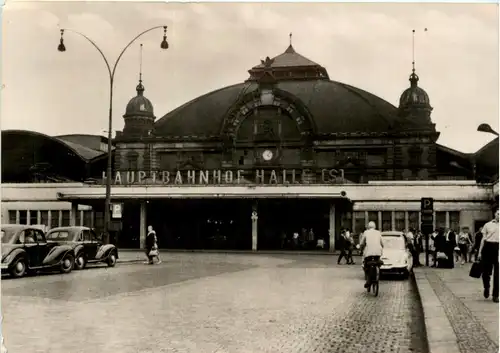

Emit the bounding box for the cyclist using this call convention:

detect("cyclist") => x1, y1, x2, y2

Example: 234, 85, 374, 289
359, 221, 384, 288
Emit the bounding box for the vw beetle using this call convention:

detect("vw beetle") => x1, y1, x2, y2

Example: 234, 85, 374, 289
46, 226, 119, 270
1, 224, 75, 278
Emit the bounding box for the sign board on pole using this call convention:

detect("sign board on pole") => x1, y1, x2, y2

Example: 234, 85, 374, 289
111, 203, 123, 219
420, 197, 434, 267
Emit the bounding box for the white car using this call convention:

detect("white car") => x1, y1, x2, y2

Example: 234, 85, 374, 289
379, 231, 413, 279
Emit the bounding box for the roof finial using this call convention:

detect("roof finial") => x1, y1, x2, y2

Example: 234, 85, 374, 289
136, 43, 145, 95
410, 28, 428, 86
412, 29, 415, 73
289, 32, 292, 46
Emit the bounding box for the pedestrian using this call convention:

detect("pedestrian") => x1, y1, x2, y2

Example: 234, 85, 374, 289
472, 227, 483, 262
345, 229, 355, 264
429, 231, 437, 266
433, 228, 447, 268
337, 229, 348, 264
444, 228, 457, 268
457, 227, 472, 265
477, 209, 499, 303
145, 225, 161, 265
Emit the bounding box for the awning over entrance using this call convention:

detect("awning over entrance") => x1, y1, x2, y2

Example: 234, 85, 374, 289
54, 181, 493, 203
56, 185, 350, 200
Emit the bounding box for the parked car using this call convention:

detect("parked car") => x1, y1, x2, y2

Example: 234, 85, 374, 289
1, 224, 75, 278
379, 231, 414, 279
45, 226, 118, 270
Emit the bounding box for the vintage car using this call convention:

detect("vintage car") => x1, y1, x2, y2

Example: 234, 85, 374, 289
1, 224, 75, 278
379, 231, 414, 279
45, 226, 118, 270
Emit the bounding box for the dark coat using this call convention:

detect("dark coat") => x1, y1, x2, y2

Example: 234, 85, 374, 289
146, 231, 156, 250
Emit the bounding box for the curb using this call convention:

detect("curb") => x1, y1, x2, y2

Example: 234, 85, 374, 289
117, 249, 363, 256
413, 268, 460, 353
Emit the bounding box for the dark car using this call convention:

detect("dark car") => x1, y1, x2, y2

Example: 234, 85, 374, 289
1, 224, 75, 278
46, 226, 119, 270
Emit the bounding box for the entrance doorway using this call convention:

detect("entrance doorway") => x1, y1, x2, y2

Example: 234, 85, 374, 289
257, 199, 330, 250
147, 199, 253, 250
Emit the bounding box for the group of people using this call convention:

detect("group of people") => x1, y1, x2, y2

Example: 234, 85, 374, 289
356, 210, 499, 303
429, 226, 483, 268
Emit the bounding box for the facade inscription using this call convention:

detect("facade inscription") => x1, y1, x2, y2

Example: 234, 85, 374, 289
102, 168, 344, 185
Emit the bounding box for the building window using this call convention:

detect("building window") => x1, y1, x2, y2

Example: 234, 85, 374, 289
436, 212, 446, 230
83, 210, 93, 227
408, 211, 419, 231
367, 211, 378, 225
8, 211, 16, 224
395, 211, 405, 232
382, 212, 392, 231
61, 211, 70, 226
29, 211, 38, 225
449, 211, 460, 232
354, 212, 365, 234
94, 212, 104, 229
50, 211, 59, 228
341, 212, 352, 230
41, 211, 49, 227
19, 211, 27, 225
76, 210, 82, 226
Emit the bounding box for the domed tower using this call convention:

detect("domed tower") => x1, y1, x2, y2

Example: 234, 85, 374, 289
398, 69, 433, 124
122, 78, 156, 138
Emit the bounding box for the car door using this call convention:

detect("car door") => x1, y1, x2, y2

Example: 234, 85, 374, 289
83, 229, 99, 260
34, 229, 51, 265
22, 230, 41, 267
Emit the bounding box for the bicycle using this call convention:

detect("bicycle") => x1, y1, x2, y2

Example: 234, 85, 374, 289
365, 257, 383, 297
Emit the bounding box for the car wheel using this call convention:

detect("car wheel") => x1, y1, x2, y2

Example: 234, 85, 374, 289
74, 254, 86, 270
402, 270, 410, 280
107, 251, 117, 267
10, 258, 27, 278
60, 254, 75, 274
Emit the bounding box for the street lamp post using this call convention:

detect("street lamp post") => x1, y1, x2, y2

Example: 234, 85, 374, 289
58, 26, 169, 244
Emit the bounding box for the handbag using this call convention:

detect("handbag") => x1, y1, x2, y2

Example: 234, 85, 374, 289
436, 252, 448, 260
149, 249, 159, 257
469, 261, 483, 279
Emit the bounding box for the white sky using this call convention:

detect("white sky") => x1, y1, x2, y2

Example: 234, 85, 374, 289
1, 1, 498, 153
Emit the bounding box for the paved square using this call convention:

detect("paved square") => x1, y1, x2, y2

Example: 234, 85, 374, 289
2, 253, 428, 353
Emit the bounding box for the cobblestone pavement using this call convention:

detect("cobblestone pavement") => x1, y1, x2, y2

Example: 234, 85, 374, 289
2, 253, 428, 353
422, 264, 499, 353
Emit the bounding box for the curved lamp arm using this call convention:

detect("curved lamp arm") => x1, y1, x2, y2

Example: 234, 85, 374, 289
60, 25, 167, 82
111, 25, 167, 79
61, 28, 113, 81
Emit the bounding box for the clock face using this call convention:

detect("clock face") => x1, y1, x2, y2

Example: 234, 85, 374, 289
262, 150, 273, 161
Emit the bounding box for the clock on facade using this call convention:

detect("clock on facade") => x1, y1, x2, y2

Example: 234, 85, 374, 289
262, 149, 274, 161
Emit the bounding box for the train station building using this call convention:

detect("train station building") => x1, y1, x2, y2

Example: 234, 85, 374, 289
2, 43, 498, 250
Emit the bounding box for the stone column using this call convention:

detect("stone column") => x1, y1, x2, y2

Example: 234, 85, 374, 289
140, 201, 147, 249
251, 203, 258, 251
70, 203, 78, 226
329, 203, 336, 252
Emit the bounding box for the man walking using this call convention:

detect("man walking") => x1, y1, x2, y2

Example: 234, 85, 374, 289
478, 209, 499, 303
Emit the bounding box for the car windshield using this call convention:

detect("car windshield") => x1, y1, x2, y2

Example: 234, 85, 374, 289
46, 230, 73, 241
382, 236, 405, 250
1, 228, 18, 243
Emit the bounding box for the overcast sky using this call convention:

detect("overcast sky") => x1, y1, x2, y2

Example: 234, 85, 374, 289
1, 1, 498, 153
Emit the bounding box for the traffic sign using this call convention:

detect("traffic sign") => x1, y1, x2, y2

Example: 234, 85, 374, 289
421, 197, 434, 211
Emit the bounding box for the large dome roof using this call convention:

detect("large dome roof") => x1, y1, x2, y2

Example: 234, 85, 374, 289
154, 80, 400, 138
154, 44, 409, 138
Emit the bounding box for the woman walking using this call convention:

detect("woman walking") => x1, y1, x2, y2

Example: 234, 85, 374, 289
145, 225, 162, 265
457, 227, 472, 265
